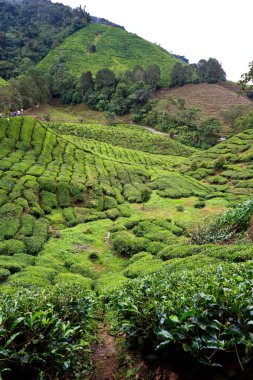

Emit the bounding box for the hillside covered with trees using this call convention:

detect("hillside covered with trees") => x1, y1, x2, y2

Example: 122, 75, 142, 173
0, 0, 89, 79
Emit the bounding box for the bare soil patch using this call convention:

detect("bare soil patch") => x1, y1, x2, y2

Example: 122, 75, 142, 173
155, 83, 252, 127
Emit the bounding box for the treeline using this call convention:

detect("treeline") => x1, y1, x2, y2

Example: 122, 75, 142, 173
4, 64, 161, 116
0, 0, 89, 79
133, 97, 222, 149
170, 58, 226, 86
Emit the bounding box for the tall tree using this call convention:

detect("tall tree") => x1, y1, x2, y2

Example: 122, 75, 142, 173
170, 62, 187, 87
95, 68, 116, 90
146, 64, 161, 89
77, 71, 94, 101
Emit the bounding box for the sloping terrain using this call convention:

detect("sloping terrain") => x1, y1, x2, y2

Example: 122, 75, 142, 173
52, 122, 197, 157
156, 82, 252, 123
2, 116, 253, 379
180, 128, 253, 201
0, 116, 213, 285
37, 22, 184, 85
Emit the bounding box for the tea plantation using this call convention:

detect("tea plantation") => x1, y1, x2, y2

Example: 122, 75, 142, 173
1, 116, 253, 379
37, 23, 183, 86
0, 77, 7, 86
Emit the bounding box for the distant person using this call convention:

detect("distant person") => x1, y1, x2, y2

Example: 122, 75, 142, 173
17, 110, 21, 116
0, 113, 2, 118
20, 108, 24, 114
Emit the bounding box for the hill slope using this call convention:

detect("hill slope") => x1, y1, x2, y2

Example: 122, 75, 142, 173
2, 117, 253, 378
37, 23, 184, 85
0, 0, 89, 79
0, 77, 7, 86
156, 83, 252, 124
180, 128, 253, 201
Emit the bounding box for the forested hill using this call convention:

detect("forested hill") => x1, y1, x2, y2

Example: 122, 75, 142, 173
0, 0, 89, 79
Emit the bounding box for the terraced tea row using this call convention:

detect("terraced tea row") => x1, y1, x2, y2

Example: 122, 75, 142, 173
0, 117, 210, 270
51, 122, 196, 156
65, 134, 187, 169
182, 128, 253, 200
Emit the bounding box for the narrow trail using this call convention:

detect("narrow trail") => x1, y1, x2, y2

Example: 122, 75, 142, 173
91, 323, 119, 380
135, 124, 172, 138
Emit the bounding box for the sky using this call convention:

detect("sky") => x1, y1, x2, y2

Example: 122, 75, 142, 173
52, 0, 252, 82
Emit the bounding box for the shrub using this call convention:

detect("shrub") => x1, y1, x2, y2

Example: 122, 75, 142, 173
103, 195, 118, 210
0, 268, 10, 283
54, 273, 93, 289
0, 285, 96, 379
40, 190, 58, 213
63, 207, 77, 226
191, 198, 253, 244
0, 239, 25, 255
58, 182, 71, 207
118, 204, 131, 217
193, 201, 205, 209
111, 231, 148, 256
146, 241, 167, 255
105, 208, 120, 220
0, 203, 22, 240
213, 155, 226, 170
23, 219, 48, 254
108, 261, 253, 368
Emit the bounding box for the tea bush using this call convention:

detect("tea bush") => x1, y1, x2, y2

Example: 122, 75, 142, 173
111, 231, 149, 257
191, 198, 253, 243
0, 285, 97, 379
108, 261, 253, 367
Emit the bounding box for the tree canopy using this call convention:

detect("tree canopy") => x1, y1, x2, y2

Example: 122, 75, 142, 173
0, 0, 89, 79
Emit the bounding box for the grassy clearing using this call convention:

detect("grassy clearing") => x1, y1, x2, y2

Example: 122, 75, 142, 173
128, 193, 229, 227
25, 102, 109, 124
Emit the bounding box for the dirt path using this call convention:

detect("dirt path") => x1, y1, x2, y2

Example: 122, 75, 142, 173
91, 323, 119, 380
136, 124, 172, 138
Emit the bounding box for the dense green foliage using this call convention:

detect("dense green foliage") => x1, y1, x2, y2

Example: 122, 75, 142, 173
0, 285, 96, 379
1, 2, 253, 377
134, 97, 222, 149
0, 0, 89, 79
108, 261, 253, 369
0, 77, 7, 86
37, 23, 183, 86
191, 198, 253, 243
182, 128, 253, 199
51, 122, 197, 156
1, 114, 253, 377
0, 116, 204, 284
170, 58, 226, 87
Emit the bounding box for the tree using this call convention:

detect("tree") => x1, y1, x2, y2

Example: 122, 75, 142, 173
133, 65, 146, 82
77, 71, 93, 101
198, 117, 222, 148
140, 187, 151, 210
170, 62, 187, 87
197, 58, 226, 83
95, 68, 116, 90
238, 61, 253, 91
8, 70, 50, 109
145, 64, 161, 89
